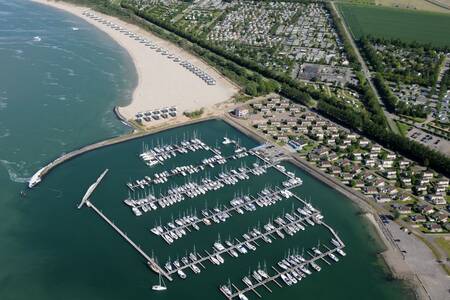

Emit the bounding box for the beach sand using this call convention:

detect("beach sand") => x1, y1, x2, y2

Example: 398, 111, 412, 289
33, 0, 239, 124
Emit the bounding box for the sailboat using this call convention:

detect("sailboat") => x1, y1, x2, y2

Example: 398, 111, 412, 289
152, 273, 167, 291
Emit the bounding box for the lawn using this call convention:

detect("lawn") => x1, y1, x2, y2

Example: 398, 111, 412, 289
435, 237, 450, 257
337, 3, 450, 47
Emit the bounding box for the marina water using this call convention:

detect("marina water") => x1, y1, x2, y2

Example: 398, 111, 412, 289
0, 1, 414, 299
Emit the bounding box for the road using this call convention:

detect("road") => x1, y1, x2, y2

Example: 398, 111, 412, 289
330, 1, 400, 134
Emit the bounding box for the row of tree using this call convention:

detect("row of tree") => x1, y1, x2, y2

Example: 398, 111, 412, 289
324, 2, 361, 71
116, 1, 450, 176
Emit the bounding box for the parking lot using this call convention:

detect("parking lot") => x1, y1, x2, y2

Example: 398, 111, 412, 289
407, 127, 450, 155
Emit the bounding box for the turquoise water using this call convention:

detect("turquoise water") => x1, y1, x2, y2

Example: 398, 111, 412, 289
0, 1, 414, 299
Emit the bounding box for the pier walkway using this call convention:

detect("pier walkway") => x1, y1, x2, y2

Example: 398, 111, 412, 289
157, 184, 301, 244
224, 244, 343, 299
166, 211, 320, 277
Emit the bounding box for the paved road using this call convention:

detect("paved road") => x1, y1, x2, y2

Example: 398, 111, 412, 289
330, 1, 400, 134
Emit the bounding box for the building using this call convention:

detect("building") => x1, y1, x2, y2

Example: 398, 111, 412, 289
234, 107, 249, 118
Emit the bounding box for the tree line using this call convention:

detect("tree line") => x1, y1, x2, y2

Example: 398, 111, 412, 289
71, 0, 450, 177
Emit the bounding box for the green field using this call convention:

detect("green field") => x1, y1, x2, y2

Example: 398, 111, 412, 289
337, 3, 450, 47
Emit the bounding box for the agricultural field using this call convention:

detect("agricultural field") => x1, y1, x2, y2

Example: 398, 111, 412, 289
375, 0, 450, 13
337, 3, 450, 47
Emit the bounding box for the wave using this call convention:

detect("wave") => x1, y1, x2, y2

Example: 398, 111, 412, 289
0, 128, 10, 138
0, 159, 30, 183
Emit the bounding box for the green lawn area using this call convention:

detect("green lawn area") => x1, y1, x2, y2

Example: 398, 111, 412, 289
337, 3, 450, 47
435, 237, 450, 257
396, 121, 411, 136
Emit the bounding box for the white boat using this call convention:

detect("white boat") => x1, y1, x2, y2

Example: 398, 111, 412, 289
337, 248, 346, 257
177, 269, 187, 279
32, 36, 41, 42
238, 293, 249, 300
152, 273, 167, 291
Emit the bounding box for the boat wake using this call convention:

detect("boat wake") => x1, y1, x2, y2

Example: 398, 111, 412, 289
0, 159, 30, 183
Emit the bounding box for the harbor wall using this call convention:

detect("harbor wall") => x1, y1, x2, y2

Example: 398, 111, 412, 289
30, 115, 218, 185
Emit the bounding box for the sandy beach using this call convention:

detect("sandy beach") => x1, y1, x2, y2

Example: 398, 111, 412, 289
33, 0, 238, 123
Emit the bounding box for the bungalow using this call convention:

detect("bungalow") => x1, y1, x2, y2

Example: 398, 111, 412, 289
313, 147, 329, 157
431, 212, 448, 223
269, 120, 281, 126
275, 107, 285, 113
375, 193, 391, 203
315, 120, 326, 126
353, 180, 365, 188
268, 97, 281, 103
386, 186, 398, 196
319, 161, 332, 169
398, 160, 410, 167
307, 153, 320, 162
413, 185, 427, 195
328, 153, 339, 162
418, 178, 430, 186
374, 179, 386, 188
261, 107, 270, 114
327, 126, 338, 132
277, 136, 289, 143
363, 159, 376, 168
371, 145, 382, 153
289, 106, 301, 113
420, 205, 434, 215
381, 160, 394, 168
347, 133, 358, 140
286, 118, 297, 127
341, 139, 352, 145
426, 194, 446, 205
422, 171, 434, 179
410, 214, 426, 223
436, 178, 449, 187
304, 114, 315, 121
252, 103, 263, 109
359, 139, 370, 147
425, 222, 443, 233
328, 166, 341, 175
396, 205, 412, 214
256, 123, 268, 130
300, 121, 312, 126
386, 153, 396, 160
266, 103, 276, 109
397, 193, 411, 202
384, 170, 397, 180
279, 102, 289, 108
364, 186, 378, 195
400, 177, 412, 186
327, 139, 336, 145
351, 152, 362, 161
340, 173, 353, 181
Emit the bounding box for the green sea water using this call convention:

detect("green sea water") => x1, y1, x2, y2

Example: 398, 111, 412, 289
0, 1, 414, 299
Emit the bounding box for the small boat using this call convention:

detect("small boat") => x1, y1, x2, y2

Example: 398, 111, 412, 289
152, 273, 167, 291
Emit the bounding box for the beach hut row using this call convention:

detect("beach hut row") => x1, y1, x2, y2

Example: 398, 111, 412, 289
180, 61, 216, 85
82, 11, 216, 86
135, 106, 177, 123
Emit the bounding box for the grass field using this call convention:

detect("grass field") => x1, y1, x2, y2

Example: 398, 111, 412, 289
337, 3, 450, 47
